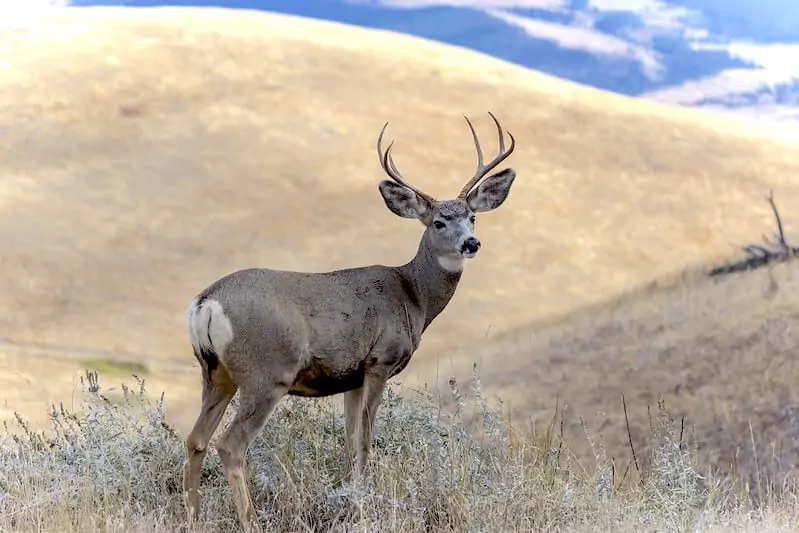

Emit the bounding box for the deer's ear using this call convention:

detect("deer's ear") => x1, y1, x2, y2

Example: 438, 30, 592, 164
378, 180, 432, 220
466, 169, 516, 213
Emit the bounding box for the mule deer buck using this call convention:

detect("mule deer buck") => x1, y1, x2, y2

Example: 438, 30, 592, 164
182, 112, 517, 532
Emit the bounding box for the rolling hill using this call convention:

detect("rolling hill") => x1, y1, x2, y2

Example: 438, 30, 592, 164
2, 6, 799, 479
67, 0, 799, 126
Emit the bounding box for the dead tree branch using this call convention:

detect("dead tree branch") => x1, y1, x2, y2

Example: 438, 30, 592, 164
709, 191, 799, 277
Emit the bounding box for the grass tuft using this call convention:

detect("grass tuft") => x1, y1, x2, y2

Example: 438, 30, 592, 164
0, 371, 796, 532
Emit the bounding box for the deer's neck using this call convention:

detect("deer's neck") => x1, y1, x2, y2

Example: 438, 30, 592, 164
398, 233, 463, 332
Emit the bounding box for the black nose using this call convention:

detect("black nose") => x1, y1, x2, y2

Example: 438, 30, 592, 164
462, 237, 481, 254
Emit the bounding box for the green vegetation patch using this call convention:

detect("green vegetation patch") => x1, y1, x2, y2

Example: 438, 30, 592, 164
81, 358, 149, 377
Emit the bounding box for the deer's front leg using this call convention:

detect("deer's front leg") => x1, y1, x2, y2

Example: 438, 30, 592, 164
352, 370, 388, 480
343, 387, 362, 479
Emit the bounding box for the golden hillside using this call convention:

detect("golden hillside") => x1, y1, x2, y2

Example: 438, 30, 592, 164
438, 259, 799, 484
2, 5, 799, 465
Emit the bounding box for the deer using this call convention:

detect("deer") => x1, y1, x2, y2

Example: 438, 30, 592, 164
182, 112, 517, 532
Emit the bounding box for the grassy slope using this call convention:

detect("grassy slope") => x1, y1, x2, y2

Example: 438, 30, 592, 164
5, 370, 798, 532
2, 6, 799, 482
437, 260, 799, 486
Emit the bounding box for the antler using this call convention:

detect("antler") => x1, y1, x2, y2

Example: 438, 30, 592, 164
377, 122, 437, 204
457, 112, 516, 199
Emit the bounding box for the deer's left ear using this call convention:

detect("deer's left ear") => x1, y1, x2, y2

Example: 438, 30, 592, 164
466, 169, 516, 213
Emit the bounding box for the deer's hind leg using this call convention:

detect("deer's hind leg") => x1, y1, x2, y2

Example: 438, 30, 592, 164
183, 365, 237, 523
215, 378, 289, 533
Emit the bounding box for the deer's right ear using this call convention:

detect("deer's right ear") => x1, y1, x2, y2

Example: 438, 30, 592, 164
378, 180, 432, 220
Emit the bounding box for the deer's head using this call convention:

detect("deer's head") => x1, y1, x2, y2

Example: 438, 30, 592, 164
377, 112, 516, 272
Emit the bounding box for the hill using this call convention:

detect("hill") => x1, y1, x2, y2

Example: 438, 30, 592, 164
74, 0, 740, 96
2, 6, 799, 479
71, 0, 799, 125
434, 259, 799, 488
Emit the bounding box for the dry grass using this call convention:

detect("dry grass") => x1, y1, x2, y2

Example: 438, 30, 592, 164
3, 370, 798, 533
429, 254, 799, 501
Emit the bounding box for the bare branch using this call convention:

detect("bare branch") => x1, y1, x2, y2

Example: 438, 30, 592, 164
622, 395, 640, 478
766, 190, 787, 247
709, 191, 799, 277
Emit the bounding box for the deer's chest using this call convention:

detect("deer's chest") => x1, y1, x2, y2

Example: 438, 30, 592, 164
288, 356, 365, 398
385, 348, 414, 379
372, 315, 422, 380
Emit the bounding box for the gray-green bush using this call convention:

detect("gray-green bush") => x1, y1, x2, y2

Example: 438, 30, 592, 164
0, 370, 795, 532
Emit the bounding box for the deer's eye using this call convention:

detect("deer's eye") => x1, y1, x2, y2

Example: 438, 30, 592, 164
433, 221, 446, 230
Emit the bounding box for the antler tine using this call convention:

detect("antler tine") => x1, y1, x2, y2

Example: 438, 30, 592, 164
457, 111, 516, 199
377, 122, 436, 203
463, 115, 484, 171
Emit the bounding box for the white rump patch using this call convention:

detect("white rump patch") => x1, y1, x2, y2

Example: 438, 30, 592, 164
186, 298, 234, 359
437, 255, 466, 273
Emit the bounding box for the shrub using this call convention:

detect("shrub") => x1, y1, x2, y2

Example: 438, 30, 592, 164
0, 369, 789, 532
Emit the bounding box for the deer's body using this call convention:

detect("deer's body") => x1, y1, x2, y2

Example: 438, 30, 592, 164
182, 113, 518, 532
188, 235, 461, 400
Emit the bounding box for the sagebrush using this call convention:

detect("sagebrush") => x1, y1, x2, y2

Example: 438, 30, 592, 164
0, 369, 795, 532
